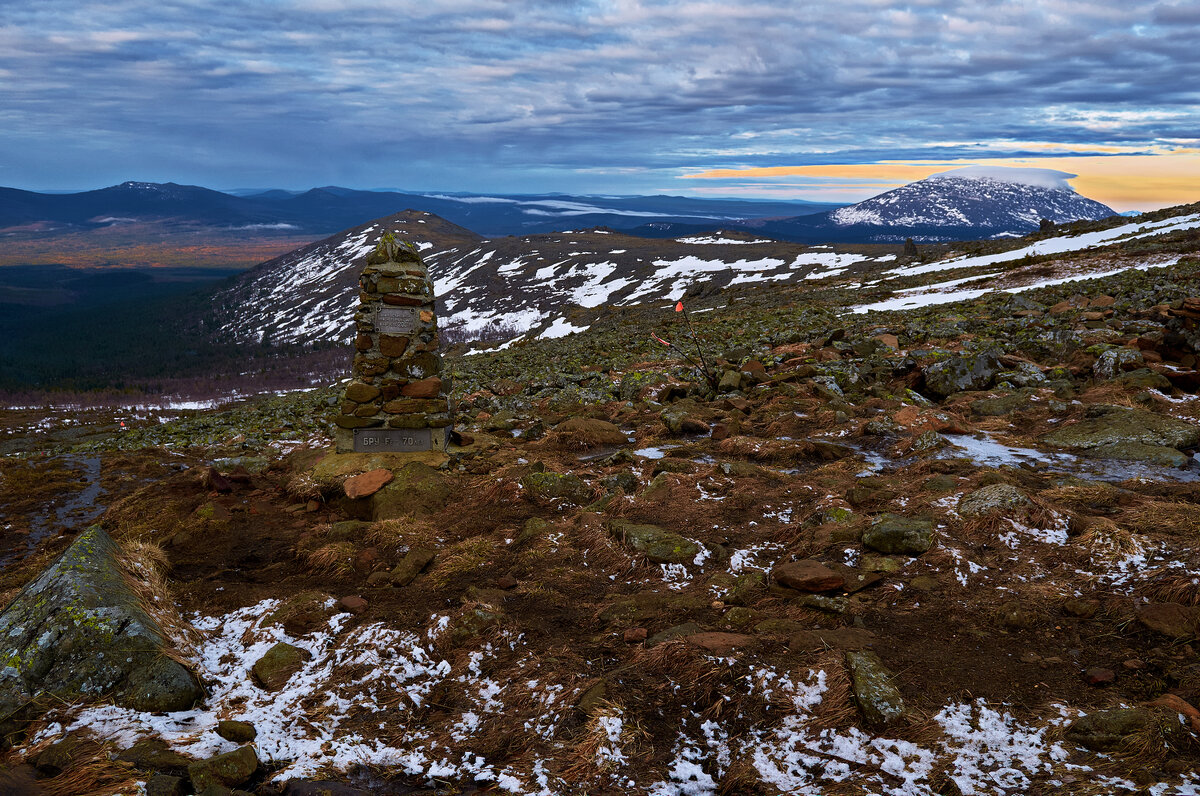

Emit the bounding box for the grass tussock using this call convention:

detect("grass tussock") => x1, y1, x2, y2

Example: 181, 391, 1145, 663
1040, 482, 1128, 509
366, 516, 437, 554
285, 470, 341, 502
1077, 517, 1147, 564
1122, 500, 1200, 537
9, 734, 138, 796
564, 701, 649, 780
809, 652, 857, 730
717, 435, 814, 465
303, 541, 358, 576
117, 538, 203, 660
1142, 572, 1200, 607
427, 536, 497, 589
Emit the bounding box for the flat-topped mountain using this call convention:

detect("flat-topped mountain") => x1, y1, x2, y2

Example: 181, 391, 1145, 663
749, 166, 1116, 243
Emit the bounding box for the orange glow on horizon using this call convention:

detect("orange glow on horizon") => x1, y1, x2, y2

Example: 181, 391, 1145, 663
682, 153, 1200, 212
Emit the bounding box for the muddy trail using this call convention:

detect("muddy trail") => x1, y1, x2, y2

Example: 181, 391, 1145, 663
2, 257, 1200, 795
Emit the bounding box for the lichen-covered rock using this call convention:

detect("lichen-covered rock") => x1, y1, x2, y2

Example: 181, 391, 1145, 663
1065, 708, 1152, 751
922, 352, 1001, 397
1084, 442, 1191, 468
609, 521, 701, 564
251, 642, 311, 691
862, 514, 933, 555
1043, 405, 1200, 451
521, 471, 593, 505
369, 462, 451, 519
845, 650, 906, 727
1093, 347, 1143, 379
0, 526, 201, 726
956, 484, 1031, 517
188, 746, 259, 792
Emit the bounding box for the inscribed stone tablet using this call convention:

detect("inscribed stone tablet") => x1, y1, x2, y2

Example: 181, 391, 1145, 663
354, 427, 433, 452
376, 307, 419, 335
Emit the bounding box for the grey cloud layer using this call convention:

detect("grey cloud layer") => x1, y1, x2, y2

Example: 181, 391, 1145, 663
2, 0, 1198, 190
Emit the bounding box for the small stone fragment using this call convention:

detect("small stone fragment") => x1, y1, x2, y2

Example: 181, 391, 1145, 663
343, 468, 394, 499
1083, 667, 1116, 686
337, 595, 368, 614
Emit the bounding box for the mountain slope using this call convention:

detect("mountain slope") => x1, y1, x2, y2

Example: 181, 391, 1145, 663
211, 200, 1200, 351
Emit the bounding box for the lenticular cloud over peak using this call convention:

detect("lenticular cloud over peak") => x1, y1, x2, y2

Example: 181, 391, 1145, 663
927, 166, 1078, 192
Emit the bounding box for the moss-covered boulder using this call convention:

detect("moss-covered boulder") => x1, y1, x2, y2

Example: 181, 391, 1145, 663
609, 520, 701, 564
922, 352, 1001, 398
251, 642, 311, 691
862, 514, 933, 555
845, 650, 906, 727
521, 471, 593, 505
1064, 708, 1152, 752
956, 484, 1031, 518
0, 526, 202, 726
369, 462, 452, 520
1043, 405, 1200, 451
187, 746, 258, 792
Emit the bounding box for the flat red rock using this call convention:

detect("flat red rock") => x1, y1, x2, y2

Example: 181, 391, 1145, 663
343, 468, 394, 499
772, 559, 845, 592
685, 632, 754, 655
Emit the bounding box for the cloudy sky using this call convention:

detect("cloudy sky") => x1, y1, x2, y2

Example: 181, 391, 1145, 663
3, 0, 1199, 209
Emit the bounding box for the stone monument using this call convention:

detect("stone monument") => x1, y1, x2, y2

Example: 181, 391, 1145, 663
334, 233, 453, 453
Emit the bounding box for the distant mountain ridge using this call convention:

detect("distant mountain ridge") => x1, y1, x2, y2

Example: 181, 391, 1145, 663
0, 182, 839, 238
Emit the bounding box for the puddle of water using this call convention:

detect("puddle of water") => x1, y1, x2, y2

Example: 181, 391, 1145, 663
3, 454, 106, 567
841, 433, 1200, 483
938, 433, 1200, 483
634, 447, 667, 459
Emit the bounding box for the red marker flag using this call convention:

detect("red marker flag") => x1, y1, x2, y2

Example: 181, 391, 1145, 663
675, 301, 684, 312
651, 333, 671, 347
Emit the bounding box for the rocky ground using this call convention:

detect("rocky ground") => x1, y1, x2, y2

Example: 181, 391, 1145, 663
1, 234, 1200, 795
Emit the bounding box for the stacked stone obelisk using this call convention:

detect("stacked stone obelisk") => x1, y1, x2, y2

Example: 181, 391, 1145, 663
334, 233, 452, 453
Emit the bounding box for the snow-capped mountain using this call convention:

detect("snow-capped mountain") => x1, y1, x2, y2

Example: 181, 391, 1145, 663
752, 166, 1116, 243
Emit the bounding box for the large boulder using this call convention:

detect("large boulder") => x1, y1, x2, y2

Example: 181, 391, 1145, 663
956, 484, 1031, 518
922, 353, 1001, 398
0, 526, 202, 727
862, 514, 933, 555
608, 521, 701, 564
1043, 405, 1200, 451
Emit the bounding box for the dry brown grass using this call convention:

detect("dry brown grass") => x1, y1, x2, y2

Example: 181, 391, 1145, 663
117, 538, 204, 661
1142, 572, 1200, 606
426, 536, 497, 589
564, 701, 649, 780
572, 518, 633, 572
1040, 482, 1129, 509
11, 734, 138, 796
366, 516, 438, 553
1122, 500, 1200, 537
809, 651, 857, 730
285, 470, 341, 501
1077, 517, 1148, 564
304, 542, 358, 576
717, 435, 815, 465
